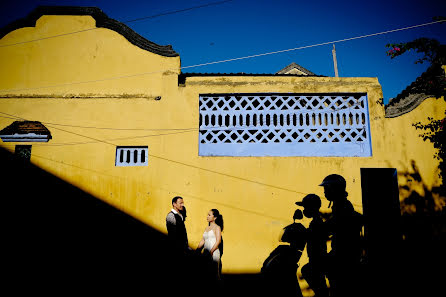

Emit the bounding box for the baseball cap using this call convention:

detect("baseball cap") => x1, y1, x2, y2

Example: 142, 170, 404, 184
295, 194, 321, 209
319, 174, 346, 188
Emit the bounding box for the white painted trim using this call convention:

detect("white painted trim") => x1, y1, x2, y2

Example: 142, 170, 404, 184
0, 133, 50, 142
115, 147, 149, 167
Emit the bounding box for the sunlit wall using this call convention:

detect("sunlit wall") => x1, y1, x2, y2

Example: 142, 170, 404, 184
0, 9, 444, 293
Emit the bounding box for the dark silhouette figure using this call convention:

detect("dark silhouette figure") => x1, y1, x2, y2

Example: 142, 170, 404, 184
320, 174, 363, 297
297, 194, 329, 297
261, 209, 307, 297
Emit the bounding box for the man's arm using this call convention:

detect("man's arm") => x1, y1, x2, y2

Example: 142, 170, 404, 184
166, 212, 177, 236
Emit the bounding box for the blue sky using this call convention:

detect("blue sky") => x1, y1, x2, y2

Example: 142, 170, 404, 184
1, 0, 445, 103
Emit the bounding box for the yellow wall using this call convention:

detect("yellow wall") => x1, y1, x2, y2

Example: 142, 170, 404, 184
0, 15, 180, 95
1, 13, 444, 284
384, 97, 445, 203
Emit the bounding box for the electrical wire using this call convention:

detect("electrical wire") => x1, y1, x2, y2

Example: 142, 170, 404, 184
0, 98, 366, 146
0, 19, 444, 93
29, 152, 302, 221
122, 0, 233, 23
0, 112, 305, 195
0, 113, 197, 131
0, 97, 362, 131
29, 151, 362, 209
26, 130, 197, 146
1, 111, 363, 208
0, 0, 234, 48
181, 20, 446, 69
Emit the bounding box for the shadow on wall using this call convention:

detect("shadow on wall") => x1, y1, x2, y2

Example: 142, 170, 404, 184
397, 160, 446, 295
0, 147, 266, 296
5, 145, 444, 296
399, 160, 446, 243
0, 146, 172, 294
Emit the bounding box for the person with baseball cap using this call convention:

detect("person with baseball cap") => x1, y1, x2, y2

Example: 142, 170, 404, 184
261, 208, 307, 297
296, 194, 329, 297
319, 174, 363, 296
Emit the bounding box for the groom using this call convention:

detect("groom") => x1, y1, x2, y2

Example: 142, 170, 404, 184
166, 196, 189, 254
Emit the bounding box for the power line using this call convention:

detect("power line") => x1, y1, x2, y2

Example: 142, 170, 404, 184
0, 99, 367, 147
0, 28, 96, 48
29, 152, 297, 221
34, 123, 197, 131
0, 113, 197, 131
25, 130, 196, 147
0, 0, 234, 48
31, 150, 361, 209
0, 99, 362, 131
181, 20, 445, 69
0, 19, 443, 93
0, 111, 117, 146
0, 111, 306, 195
0, 110, 363, 208
1, 111, 364, 209
122, 0, 233, 23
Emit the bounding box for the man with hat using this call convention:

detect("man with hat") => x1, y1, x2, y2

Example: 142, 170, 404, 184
319, 174, 363, 296
296, 194, 329, 297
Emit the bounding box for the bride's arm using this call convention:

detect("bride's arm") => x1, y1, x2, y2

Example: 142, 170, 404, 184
196, 235, 205, 250
210, 226, 222, 255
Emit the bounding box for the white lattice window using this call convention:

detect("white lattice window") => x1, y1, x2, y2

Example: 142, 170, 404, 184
115, 146, 148, 166
199, 94, 372, 157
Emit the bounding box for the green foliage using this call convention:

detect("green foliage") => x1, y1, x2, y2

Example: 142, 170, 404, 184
413, 116, 446, 195
386, 17, 445, 64
386, 29, 445, 191
386, 38, 442, 64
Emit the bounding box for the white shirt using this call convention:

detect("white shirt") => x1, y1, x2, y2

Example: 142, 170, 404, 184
171, 208, 184, 220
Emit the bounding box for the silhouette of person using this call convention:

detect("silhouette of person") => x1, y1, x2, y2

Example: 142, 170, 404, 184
261, 209, 307, 297
297, 194, 329, 297
320, 174, 363, 297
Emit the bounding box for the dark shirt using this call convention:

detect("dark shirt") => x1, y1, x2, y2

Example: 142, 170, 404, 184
326, 199, 362, 264
307, 216, 327, 265
166, 210, 189, 252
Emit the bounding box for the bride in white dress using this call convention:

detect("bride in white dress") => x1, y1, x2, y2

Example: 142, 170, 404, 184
196, 209, 223, 280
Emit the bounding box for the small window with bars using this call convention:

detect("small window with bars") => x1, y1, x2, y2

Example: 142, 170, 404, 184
198, 93, 372, 157
115, 146, 148, 166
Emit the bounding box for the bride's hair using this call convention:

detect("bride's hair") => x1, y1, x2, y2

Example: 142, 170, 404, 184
211, 208, 224, 231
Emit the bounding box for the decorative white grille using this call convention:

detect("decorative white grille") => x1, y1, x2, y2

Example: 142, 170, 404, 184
199, 94, 372, 157
115, 146, 148, 166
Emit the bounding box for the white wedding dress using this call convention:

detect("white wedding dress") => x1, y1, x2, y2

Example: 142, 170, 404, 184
203, 229, 221, 263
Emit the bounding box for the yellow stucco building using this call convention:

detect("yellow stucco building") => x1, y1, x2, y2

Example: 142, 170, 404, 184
1, 6, 444, 295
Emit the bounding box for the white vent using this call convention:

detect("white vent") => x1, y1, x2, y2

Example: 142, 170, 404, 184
199, 94, 372, 157
115, 146, 148, 166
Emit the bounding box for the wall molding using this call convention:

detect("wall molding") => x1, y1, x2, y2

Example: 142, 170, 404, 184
385, 93, 432, 118
0, 94, 161, 100
0, 6, 179, 57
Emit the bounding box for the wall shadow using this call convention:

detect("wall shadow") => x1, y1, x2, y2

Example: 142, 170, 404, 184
1, 147, 268, 296
1, 146, 173, 294
11, 146, 445, 296
396, 160, 446, 296
357, 165, 445, 296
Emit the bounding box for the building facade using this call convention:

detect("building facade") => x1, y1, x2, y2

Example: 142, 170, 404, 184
1, 6, 444, 290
